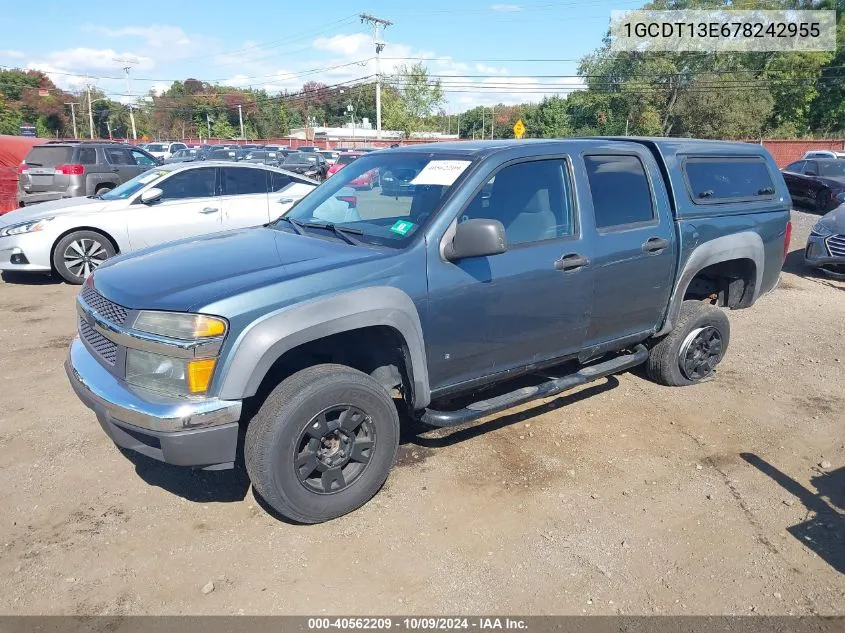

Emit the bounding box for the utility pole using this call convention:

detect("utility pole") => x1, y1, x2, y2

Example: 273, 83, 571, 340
65, 102, 79, 139
491, 106, 495, 139
360, 13, 392, 140
86, 79, 95, 139
481, 108, 485, 140
206, 113, 212, 139
237, 104, 245, 139
457, 112, 460, 139
114, 58, 139, 140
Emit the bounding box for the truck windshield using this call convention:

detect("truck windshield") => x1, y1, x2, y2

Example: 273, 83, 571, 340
275, 153, 474, 247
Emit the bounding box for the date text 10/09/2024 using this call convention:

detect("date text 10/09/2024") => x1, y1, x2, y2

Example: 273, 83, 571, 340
307, 618, 528, 630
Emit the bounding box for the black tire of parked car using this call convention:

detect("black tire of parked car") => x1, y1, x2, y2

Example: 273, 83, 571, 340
51, 230, 116, 285
645, 300, 731, 387
95, 186, 113, 196
245, 364, 400, 524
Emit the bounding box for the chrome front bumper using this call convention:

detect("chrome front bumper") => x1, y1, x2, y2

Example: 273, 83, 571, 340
66, 338, 242, 467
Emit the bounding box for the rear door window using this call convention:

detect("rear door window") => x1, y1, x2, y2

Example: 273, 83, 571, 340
584, 154, 655, 229
221, 167, 268, 195
105, 148, 133, 165
784, 161, 805, 173
25, 146, 72, 166
684, 157, 776, 203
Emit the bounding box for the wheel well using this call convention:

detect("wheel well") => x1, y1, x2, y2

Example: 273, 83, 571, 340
683, 258, 756, 309
244, 326, 414, 419
49, 227, 121, 271
95, 183, 116, 192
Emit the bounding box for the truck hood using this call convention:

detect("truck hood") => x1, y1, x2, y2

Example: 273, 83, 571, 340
0, 197, 109, 226
92, 227, 383, 311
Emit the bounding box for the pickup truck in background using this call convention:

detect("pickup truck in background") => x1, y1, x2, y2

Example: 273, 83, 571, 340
65, 138, 792, 524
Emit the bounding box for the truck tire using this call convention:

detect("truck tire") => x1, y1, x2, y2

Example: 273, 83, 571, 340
245, 364, 400, 524
52, 230, 116, 284
646, 301, 730, 386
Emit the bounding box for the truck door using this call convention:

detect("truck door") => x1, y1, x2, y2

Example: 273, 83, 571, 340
580, 152, 675, 351
425, 157, 594, 391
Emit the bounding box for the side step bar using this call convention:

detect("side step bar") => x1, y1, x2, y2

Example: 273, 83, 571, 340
421, 344, 649, 428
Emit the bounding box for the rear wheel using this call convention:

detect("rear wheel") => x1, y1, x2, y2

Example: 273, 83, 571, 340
245, 364, 400, 523
52, 230, 115, 284
646, 301, 730, 386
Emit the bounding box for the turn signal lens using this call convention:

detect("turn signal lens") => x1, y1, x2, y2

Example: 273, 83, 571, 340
194, 316, 226, 338
187, 358, 217, 394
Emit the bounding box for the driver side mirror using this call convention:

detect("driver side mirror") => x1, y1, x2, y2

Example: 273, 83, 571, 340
140, 187, 163, 205
444, 218, 507, 261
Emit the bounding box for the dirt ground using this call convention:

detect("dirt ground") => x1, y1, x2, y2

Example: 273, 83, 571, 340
0, 208, 842, 616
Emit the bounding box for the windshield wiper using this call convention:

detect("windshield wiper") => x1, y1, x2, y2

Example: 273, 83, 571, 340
301, 221, 363, 245
276, 216, 305, 235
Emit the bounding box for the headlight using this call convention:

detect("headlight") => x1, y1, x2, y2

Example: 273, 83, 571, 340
125, 348, 217, 396
0, 217, 54, 237
133, 311, 226, 340
810, 222, 834, 238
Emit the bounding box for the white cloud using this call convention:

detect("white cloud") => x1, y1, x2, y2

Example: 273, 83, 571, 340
0, 49, 25, 59
490, 3, 522, 12
313, 33, 372, 57
90, 24, 195, 49
476, 63, 508, 75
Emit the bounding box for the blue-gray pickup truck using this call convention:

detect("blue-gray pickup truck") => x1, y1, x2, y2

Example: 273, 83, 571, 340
65, 138, 792, 523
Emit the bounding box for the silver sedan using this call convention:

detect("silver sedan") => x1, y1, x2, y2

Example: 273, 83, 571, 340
805, 205, 845, 278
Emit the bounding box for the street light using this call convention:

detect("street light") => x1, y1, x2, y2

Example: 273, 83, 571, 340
347, 103, 355, 139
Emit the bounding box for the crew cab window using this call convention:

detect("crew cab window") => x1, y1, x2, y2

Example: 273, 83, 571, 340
221, 167, 267, 195
77, 148, 97, 165
784, 161, 805, 173
684, 157, 776, 203
157, 168, 216, 200
462, 159, 574, 245
585, 154, 655, 229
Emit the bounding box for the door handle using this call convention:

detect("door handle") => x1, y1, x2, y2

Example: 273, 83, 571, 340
554, 253, 590, 271
199, 207, 218, 214
642, 237, 669, 253
277, 197, 295, 204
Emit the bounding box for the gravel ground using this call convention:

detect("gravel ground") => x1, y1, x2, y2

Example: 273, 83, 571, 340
0, 208, 842, 616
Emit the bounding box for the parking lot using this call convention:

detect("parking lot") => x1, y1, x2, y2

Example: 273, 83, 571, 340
0, 207, 841, 616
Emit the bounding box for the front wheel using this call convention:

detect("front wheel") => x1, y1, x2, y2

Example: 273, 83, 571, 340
52, 230, 116, 284
646, 300, 730, 386
245, 364, 400, 523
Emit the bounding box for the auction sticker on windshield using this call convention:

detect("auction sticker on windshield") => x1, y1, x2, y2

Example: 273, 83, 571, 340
410, 160, 471, 186
390, 220, 415, 236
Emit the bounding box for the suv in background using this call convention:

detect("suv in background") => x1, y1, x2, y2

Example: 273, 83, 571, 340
802, 150, 845, 160
144, 142, 188, 160
16, 142, 160, 206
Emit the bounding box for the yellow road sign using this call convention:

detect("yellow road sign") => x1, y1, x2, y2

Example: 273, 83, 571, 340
513, 118, 526, 139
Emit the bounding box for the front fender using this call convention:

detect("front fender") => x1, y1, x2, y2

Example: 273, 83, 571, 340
214, 286, 431, 409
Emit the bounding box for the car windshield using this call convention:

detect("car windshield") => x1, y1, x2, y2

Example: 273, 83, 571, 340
284, 153, 315, 164
275, 152, 474, 248
98, 169, 169, 200
818, 161, 845, 177
146, 144, 165, 152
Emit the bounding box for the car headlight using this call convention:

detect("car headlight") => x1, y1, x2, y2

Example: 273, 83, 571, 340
125, 348, 217, 396
0, 217, 54, 237
133, 311, 227, 340
810, 222, 834, 238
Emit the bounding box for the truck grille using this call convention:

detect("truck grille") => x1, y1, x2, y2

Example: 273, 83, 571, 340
79, 317, 117, 365
827, 234, 845, 258
80, 285, 128, 325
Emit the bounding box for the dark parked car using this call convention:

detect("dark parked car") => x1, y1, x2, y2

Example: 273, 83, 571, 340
380, 166, 417, 196
206, 147, 245, 162
782, 158, 845, 212
297, 145, 320, 153
241, 150, 282, 165
17, 142, 160, 206
281, 151, 328, 180
66, 138, 790, 524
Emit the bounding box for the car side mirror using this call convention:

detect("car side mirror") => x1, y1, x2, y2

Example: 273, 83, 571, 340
140, 187, 163, 204
444, 218, 507, 261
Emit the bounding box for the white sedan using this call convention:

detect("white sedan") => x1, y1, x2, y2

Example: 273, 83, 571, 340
0, 161, 316, 284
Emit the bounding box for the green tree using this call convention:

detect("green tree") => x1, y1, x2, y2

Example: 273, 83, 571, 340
211, 115, 235, 139
524, 96, 571, 138
386, 63, 445, 136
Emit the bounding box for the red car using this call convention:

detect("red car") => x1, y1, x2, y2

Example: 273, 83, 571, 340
327, 152, 379, 189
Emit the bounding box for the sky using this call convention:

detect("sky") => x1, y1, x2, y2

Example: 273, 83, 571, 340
0, 0, 643, 111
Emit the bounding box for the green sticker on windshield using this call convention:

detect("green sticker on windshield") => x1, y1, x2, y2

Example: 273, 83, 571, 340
390, 220, 415, 236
